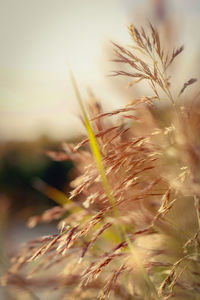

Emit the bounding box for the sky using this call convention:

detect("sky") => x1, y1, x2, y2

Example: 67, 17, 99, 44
0, 0, 200, 141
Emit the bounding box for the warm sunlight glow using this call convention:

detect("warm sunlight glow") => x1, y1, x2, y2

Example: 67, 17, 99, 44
0, 0, 199, 141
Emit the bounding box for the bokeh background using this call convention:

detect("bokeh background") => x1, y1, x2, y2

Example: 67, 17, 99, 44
0, 0, 200, 298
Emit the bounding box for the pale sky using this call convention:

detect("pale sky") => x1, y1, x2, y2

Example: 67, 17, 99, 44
0, 0, 199, 141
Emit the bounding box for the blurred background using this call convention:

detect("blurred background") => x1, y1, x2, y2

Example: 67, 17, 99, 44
0, 0, 200, 298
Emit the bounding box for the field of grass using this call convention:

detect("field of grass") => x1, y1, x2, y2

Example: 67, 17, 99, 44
2, 22, 200, 300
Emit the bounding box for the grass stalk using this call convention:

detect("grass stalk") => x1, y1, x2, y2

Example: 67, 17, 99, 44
69, 67, 159, 299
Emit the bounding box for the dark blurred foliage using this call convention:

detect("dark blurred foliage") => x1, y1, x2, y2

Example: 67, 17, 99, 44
0, 136, 73, 219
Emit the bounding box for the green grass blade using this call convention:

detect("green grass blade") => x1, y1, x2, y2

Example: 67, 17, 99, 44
69, 68, 117, 214
33, 178, 72, 206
